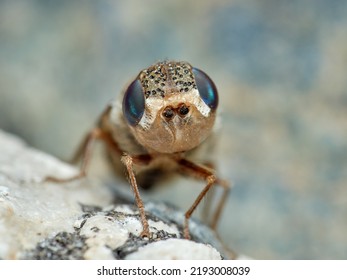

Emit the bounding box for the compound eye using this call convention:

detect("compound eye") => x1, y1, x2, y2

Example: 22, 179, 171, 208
123, 79, 145, 126
192, 67, 218, 110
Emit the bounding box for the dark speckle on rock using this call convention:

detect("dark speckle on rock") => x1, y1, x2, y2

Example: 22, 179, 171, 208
113, 234, 151, 260
26, 232, 88, 260
90, 226, 100, 233
79, 203, 103, 214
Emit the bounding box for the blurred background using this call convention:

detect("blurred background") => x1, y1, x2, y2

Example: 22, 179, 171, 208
1, 0, 347, 259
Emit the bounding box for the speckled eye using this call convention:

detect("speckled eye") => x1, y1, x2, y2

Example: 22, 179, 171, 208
192, 67, 218, 110
123, 79, 145, 126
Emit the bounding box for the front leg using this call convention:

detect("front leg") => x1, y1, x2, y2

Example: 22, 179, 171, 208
177, 158, 230, 239
121, 153, 152, 238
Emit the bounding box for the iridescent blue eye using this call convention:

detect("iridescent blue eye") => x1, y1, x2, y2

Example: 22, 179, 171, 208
192, 67, 218, 110
122, 79, 145, 126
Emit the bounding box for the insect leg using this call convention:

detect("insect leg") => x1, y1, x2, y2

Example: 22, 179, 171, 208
210, 178, 231, 230
121, 154, 152, 238
177, 158, 230, 239
45, 127, 120, 183
199, 162, 217, 224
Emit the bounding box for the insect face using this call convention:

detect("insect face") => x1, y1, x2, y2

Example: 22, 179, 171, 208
123, 61, 218, 154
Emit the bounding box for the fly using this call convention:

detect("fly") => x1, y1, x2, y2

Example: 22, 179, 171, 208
46, 61, 230, 239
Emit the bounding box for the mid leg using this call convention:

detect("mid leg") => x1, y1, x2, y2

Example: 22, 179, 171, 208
45, 127, 120, 183
209, 178, 231, 230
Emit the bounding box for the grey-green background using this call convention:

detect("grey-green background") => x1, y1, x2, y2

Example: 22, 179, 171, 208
1, 0, 346, 259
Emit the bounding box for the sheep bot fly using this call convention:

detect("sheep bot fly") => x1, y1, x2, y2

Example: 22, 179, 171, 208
46, 61, 230, 239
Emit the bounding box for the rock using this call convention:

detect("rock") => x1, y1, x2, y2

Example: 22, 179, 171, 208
0, 130, 232, 260
125, 239, 222, 260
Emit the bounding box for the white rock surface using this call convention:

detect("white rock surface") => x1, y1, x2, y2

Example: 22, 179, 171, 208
0, 130, 227, 260
0, 130, 113, 259
126, 239, 222, 260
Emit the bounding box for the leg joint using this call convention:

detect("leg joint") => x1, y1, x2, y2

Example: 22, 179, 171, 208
121, 153, 132, 166
207, 174, 216, 185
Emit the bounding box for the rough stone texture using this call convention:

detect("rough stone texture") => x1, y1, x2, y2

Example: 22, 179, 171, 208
1, 1, 347, 259
0, 130, 229, 260
125, 239, 221, 260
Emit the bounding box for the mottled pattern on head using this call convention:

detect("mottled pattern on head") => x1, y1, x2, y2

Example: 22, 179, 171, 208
139, 61, 197, 98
